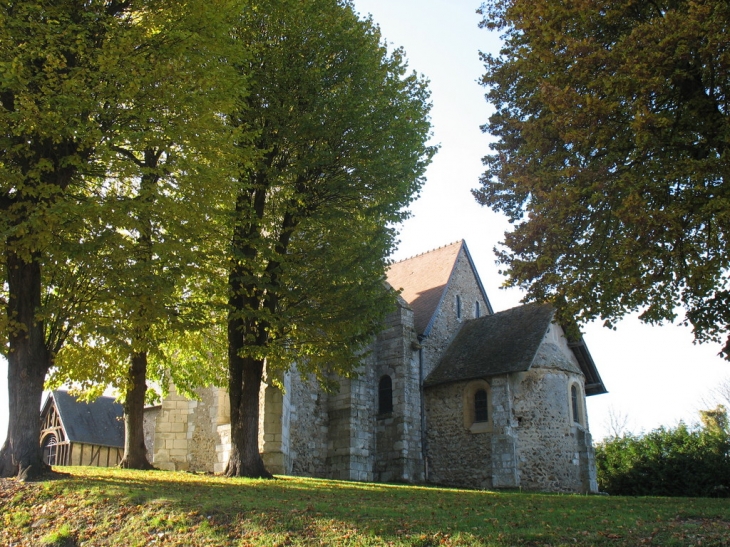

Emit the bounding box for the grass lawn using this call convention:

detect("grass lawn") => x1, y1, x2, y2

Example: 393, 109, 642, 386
1, 467, 728, 546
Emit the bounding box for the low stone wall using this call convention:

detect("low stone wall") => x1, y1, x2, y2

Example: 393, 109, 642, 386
153, 385, 221, 472
215, 424, 231, 474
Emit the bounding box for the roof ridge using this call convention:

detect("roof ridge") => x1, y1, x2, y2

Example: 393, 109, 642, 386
390, 239, 463, 265
53, 388, 118, 403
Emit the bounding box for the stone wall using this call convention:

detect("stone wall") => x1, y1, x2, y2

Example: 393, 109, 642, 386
512, 366, 585, 492
285, 369, 330, 477
215, 424, 231, 474
511, 329, 598, 493
490, 376, 519, 488
268, 298, 425, 483
374, 298, 423, 482
153, 385, 193, 471
186, 388, 221, 472
420, 247, 489, 379
260, 378, 287, 474
325, 367, 376, 481
153, 385, 222, 472
143, 406, 160, 462
424, 381, 493, 489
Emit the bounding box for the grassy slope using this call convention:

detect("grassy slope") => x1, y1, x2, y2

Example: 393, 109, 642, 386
1, 467, 728, 546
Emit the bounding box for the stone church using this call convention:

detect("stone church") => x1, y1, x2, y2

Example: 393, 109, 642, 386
151, 241, 607, 493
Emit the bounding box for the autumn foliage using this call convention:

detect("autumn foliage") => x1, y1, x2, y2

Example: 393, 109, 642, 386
476, 0, 730, 355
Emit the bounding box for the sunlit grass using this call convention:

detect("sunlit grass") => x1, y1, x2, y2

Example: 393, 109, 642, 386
1, 466, 728, 546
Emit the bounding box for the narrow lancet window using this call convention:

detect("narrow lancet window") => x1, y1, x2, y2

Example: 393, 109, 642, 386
474, 389, 488, 422
571, 384, 580, 424
379, 375, 393, 414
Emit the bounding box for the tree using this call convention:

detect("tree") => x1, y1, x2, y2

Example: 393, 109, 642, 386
224, 0, 434, 477
474, 0, 730, 355
46, 0, 241, 469
700, 404, 729, 434
0, 0, 240, 478
605, 406, 632, 439
0, 0, 138, 480
596, 411, 730, 497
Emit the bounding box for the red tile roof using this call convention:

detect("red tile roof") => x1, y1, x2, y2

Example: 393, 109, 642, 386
386, 241, 463, 335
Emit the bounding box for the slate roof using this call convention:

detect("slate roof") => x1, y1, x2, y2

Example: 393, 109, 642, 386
425, 303, 554, 387
47, 390, 125, 448
424, 303, 607, 395
386, 241, 492, 336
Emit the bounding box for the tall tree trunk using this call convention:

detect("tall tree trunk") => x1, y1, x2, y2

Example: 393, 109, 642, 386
225, 275, 271, 478
226, 356, 271, 478
116, 149, 159, 470
0, 253, 51, 479
119, 351, 153, 469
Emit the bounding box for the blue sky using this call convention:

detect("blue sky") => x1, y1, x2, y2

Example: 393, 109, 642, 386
1, 0, 728, 447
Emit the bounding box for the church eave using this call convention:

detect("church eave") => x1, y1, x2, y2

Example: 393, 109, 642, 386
567, 339, 607, 396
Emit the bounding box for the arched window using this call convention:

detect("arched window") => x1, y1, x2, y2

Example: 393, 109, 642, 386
474, 389, 488, 422
475, 300, 481, 318
42, 434, 58, 466
379, 375, 393, 415
463, 380, 492, 433
571, 384, 580, 424
456, 295, 462, 319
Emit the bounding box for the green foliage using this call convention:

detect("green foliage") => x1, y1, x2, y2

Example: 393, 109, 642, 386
475, 0, 730, 353
596, 419, 730, 497
227, 0, 435, 380
0, 0, 130, 357
40, 524, 74, 546
701, 404, 730, 435
44, 0, 242, 398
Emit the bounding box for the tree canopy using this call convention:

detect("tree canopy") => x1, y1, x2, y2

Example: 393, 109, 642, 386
45, 0, 240, 469
223, 0, 435, 477
475, 0, 730, 356
0, 0, 238, 478
0, 0, 433, 479
0, 0, 141, 479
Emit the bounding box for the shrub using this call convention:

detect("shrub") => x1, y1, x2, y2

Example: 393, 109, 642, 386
596, 423, 730, 497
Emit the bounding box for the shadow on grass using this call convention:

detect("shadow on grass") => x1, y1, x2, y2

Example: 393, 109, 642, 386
26, 467, 730, 547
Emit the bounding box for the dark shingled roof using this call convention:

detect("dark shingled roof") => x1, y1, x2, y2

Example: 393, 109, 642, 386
424, 303, 607, 394
425, 303, 556, 387
50, 390, 125, 448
